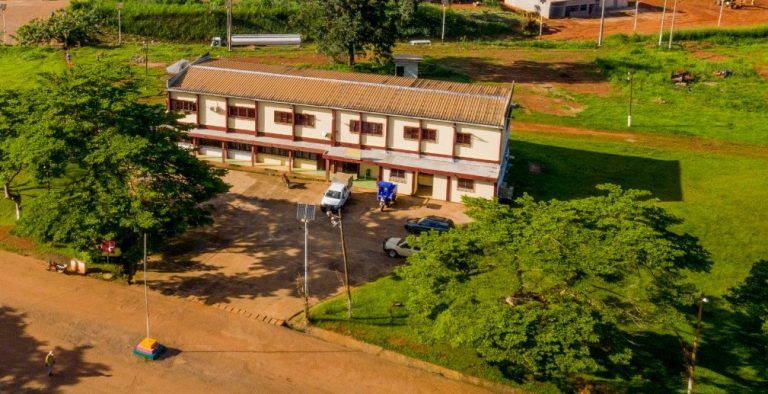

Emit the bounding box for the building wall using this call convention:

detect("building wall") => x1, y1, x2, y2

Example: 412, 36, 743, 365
228, 148, 252, 161
432, 175, 448, 200
389, 116, 420, 152
360, 163, 379, 180
383, 168, 414, 195
199, 146, 222, 157
504, 0, 552, 16
199, 95, 226, 129
449, 179, 495, 203
172, 92, 198, 124
258, 153, 289, 166
228, 98, 257, 132
262, 102, 294, 137
421, 120, 454, 156
360, 114, 387, 148
336, 111, 360, 145
294, 158, 317, 170
455, 124, 502, 162
296, 105, 332, 142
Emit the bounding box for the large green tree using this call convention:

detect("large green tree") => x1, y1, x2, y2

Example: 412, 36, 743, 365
15, 8, 101, 47
300, 0, 421, 65
397, 185, 711, 382
726, 260, 768, 334
2, 64, 228, 263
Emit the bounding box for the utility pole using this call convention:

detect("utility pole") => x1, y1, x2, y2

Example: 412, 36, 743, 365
717, 0, 726, 27
143, 233, 150, 339
633, 1, 640, 34
116, 2, 123, 45
539, 12, 544, 37
687, 294, 709, 394
226, 0, 232, 52
441, 0, 447, 42
598, 0, 606, 47
143, 39, 149, 79
627, 72, 634, 127
657, 0, 667, 47
0, 4, 7, 45
667, 0, 678, 49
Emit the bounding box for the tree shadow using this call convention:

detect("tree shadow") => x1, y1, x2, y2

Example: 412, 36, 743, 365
439, 56, 606, 84
508, 140, 682, 201
0, 306, 111, 393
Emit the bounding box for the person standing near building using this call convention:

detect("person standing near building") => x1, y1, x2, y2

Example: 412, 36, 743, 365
65, 51, 72, 68
45, 351, 55, 376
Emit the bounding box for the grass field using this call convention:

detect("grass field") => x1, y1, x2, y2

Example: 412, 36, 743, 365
312, 130, 768, 393
3, 34, 768, 392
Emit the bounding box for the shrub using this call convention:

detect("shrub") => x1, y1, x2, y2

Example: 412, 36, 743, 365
15, 8, 101, 47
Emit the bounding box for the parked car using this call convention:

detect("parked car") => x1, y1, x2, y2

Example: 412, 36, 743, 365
404, 216, 455, 234
383, 237, 418, 258
320, 175, 353, 212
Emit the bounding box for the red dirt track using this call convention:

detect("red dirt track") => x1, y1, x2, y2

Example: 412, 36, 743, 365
538, 0, 768, 40
0, 0, 70, 44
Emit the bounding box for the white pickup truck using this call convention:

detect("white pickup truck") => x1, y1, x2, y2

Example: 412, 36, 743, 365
320, 175, 353, 213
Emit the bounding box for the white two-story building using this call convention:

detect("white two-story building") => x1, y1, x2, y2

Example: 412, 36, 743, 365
166, 58, 513, 203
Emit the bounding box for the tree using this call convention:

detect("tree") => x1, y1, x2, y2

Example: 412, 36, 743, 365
726, 260, 768, 334
397, 185, 711, 382
15, 8, 100, 47
300, 0, 419, 65
6, 64, 228, 264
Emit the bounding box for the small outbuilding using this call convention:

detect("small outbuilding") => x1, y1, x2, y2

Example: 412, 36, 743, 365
504, 0, 629, 18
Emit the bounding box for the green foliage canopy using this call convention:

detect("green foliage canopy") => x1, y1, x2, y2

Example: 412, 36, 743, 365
726, 260, 768, 334
397, 185, 711, 381
0, 64, 228, 263
15, 8, 101, 47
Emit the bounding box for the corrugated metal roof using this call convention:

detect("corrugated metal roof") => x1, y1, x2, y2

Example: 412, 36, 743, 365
168, 59, 511, 128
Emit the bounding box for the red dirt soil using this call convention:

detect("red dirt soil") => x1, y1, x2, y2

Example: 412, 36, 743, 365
539, 0, 768, 40
0, 0, 70, 44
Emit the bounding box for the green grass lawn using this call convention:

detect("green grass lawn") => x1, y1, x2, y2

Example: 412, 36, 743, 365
312, 131, 768, 393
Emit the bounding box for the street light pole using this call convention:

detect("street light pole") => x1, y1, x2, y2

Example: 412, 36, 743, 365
441, 0, 447, 42
327, 209, 352, 319
296, 204, 316, 324
633, 1, 640, 34
539, 12, 544, 37
627, 72, 633, 127
687, 294, 709, 394
226, 0, 232, 52
717, 0, 726, 27
658, 0, 668, 47
598, 0, 606, 47
667, 0, 678, 49
116, 3, 123, 45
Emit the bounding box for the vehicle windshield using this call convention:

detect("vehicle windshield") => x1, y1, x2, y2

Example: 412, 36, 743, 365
325, 190, 342, 199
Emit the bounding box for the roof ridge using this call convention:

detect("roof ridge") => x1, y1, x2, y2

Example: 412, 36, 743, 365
192, 63, 509, 101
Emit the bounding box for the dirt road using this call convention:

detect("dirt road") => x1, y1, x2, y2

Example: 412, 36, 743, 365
0, 250, 492, 393
0, 0, 70, 44
540, 0, 768, 40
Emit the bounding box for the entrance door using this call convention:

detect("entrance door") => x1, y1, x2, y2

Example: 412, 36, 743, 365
341, 162, 360, 178
416, 173, 433, 197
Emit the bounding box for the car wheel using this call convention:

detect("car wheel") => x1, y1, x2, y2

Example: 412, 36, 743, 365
387, 249, 399, 258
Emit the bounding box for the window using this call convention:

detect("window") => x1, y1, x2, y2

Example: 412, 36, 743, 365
389, 169, 407, 183
403, 126, 436, 141
294, 151, 318, 160
295, 113, 315, 127
455, 133, 471, 146
274, 111, 293, 124
403, 127, 420, 140
227, 142, 251, 152
421, 128, 437, 142
350, 120, 383, 135
170, 99, 197, 112
257, 146, 290, 156
228, 106, 256, 119
457, 178, 475, 192
198, 138, 220, 148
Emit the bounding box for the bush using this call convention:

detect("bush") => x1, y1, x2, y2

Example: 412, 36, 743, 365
15, 8, 101, 47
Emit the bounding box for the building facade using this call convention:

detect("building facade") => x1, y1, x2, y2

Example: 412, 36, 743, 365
503, 0, 629, 18
166, 59, 513, 203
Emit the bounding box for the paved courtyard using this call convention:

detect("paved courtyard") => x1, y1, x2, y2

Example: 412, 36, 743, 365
146, 170, 470, 322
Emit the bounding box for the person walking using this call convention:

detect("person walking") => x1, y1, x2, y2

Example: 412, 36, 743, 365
65, 51, 72, 68
45, 351, 55, 376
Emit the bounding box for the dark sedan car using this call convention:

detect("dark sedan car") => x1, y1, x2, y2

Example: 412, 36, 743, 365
404, 216, 455, 234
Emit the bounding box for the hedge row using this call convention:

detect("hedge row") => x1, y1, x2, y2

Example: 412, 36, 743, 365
81, 0, 521, 42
